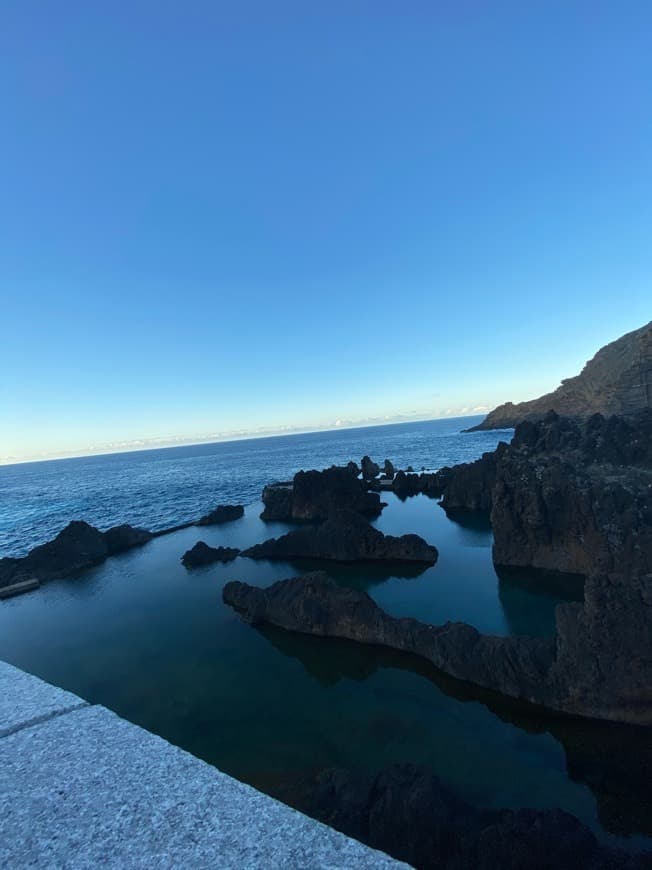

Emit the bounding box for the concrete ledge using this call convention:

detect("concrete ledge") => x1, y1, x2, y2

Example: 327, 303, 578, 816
0, 662, 407, 868
0, 660, 88, 738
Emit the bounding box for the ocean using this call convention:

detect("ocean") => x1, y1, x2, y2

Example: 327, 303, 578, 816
1, 415, 650, 852
0, 416, 503, 557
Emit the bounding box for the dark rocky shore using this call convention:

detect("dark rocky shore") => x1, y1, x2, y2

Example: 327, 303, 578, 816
226, 409, 652, 726
0, 502, 245, 591
294, 763, 652, 870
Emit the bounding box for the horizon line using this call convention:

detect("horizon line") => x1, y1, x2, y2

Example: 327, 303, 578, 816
0, 412, 491, 469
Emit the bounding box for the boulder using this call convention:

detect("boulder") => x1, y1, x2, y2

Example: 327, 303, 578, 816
181, 541, 239, 568
383, 459, 395, 477
243, 511, 438, 564
197, 504, 245, 526
361, 455, 380, 480
346, 461, 360, 475
261, 468, 383, 522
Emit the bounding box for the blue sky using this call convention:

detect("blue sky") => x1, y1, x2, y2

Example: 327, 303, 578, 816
1, 2, 651, 462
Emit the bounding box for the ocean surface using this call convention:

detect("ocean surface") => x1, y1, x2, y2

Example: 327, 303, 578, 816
0, 416, 504, 557
1, 416, 650, 852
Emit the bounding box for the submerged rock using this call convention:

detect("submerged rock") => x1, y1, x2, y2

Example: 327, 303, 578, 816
244, 511, 438, 564
197, 504, 245, 526
261, 467, 383, 522
300, 763, 649, 870
0, 520, 152, 589
223, 571, 652, 725
181, 541, 239, 568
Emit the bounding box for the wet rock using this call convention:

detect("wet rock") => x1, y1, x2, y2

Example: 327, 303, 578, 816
383, 459, 395, 477
104, 524, 153, 554
223, 570, 652, 725
181, 541, 239, 568
243, 512, 438, 564
261, 467, 383, 522
391, 471, 424, 498
300, 763, 647, 870
346, 461, 360, 475
361, 456, 380, 480
197, 504, 245, 526
0, 520, 155, 590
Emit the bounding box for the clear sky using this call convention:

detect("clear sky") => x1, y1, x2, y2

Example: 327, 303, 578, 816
1, 2, 651, 463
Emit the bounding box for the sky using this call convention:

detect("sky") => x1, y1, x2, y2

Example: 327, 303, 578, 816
1, 2, 651, 463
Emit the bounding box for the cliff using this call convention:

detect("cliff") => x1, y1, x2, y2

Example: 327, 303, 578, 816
470, 321, 652, 431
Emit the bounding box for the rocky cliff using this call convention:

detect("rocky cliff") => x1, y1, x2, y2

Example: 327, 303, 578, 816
470, 321, 652, 431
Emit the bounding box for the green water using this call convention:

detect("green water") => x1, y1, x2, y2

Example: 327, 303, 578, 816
0, 494, 649, 849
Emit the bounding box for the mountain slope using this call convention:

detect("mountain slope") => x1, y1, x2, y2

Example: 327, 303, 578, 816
470, 321, 652, 431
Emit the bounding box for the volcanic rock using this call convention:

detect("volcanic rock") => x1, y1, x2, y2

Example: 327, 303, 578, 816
223, 570, 652, 725
361, 455, 380, 480
0, 520, 154, 590
300, 763, 649, 870
181, 541, 239, 568
104, 524, 153, 554
197, 504, 245, 526
261, 467, 383, 522
243, 511, 438, 564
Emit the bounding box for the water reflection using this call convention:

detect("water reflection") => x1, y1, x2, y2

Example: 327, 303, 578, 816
255, 623, 652, 841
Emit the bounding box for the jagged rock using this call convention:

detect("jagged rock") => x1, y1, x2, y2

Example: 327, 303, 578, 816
470, 320, 652, 431
104, 524, 153, 554
346, 461, 360, 475
261, 468, 383, 522
243, 511, 438, 564
181, 541, 239, 568
383, 459, 395, 477
406, 465, 415, 473
260, 482, 294, 521
223, 570, 652, 725
391, 471, 424, 498
197, 504, 244, 526
300, 763, 648, 870
490, 412, 652, 576
439, 447, 506, 513
0, 520, 154, 590
361, 455, 380, 480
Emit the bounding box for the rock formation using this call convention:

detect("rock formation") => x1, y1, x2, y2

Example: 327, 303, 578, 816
470, 320, 652, 431
181, 541, 239, 568
0, 520, 152, 589
361, 455, 380, 480
223, 571, 652, 725
299, 763, 650, 870
260, 467, 383, 522
243, 512, 438, 565
196, 504, 244, 525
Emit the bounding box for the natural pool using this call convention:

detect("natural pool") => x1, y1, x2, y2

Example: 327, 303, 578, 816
1, 493, 650, 851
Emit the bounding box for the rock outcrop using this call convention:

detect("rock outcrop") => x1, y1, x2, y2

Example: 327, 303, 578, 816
361, 455, 380, 480
300, 763, 650, 870
104, 524, 153, 554
0, 520, 152, 589
223, 571, 652, 725
490, 411, 652, 576
197, 504, 244, 525
260, 467, 383, 522
470, 321, 652, 431
243, 512, 438, 565
181, 541, 239, 568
